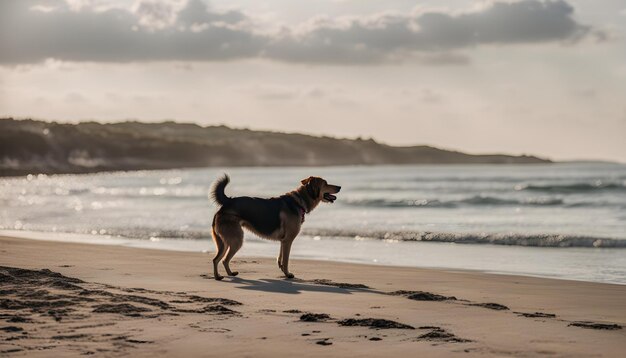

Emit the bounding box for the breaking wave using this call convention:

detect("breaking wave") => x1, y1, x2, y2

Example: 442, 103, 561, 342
518, 182, 626, 193
5, 226, 625, 249
345, 196, 565, 208
302, 229, 626, 248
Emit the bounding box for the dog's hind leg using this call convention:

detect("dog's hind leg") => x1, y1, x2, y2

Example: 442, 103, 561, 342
211, 228, 227, 281
222, 224, 244, 277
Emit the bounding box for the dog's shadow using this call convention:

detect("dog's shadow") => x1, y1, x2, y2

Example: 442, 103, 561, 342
222, 277, 382, 295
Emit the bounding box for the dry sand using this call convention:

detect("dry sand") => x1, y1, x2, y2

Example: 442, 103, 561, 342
1, 235, 624, 357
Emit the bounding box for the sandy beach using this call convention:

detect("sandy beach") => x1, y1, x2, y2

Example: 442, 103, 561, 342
4, 2, 626, 358
1, 235, 624, 357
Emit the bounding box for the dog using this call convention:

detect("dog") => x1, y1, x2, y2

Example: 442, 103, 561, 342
209, 174, 341, 280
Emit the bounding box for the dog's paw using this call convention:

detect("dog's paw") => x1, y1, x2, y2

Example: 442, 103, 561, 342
228, 271, 239, 277
214, 275, 224, 281
285, 273, 295, 279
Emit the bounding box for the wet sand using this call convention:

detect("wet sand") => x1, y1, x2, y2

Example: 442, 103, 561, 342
1, 236, 624, 357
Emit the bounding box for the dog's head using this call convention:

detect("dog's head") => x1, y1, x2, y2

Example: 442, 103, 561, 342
300, 176, 341, 204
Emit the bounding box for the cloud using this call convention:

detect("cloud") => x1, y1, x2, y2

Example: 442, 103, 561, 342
269, 0, 593, 64
237, 85, 327, 101
65, 91, 88, 103
0, 0, 596, 65
414, 53, 471, 66
133, 1, 180, 30
175, 0, 244, 27
0, 0, 261, 63
246, 86, 298, 101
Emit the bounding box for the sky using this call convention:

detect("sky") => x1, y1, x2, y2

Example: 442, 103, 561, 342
1, 0, 625, 162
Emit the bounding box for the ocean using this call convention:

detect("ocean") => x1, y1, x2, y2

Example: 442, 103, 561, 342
1, 163, 625, 284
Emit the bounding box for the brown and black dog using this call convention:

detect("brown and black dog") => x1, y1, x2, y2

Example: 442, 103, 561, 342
209, 175, 341, 280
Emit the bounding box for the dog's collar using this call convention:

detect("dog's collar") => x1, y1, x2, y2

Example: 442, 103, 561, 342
297, 205, 306, 224
291, 193, 308, 223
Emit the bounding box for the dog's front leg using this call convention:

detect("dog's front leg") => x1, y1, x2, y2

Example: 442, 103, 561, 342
277, 242, 284, 271
280, 239, 295, 279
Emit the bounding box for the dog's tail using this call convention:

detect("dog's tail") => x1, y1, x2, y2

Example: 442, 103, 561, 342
210, 174, 231, 206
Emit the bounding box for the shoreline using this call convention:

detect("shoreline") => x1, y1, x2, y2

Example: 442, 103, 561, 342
1, 235, 624, 357
2, 229, 625, 285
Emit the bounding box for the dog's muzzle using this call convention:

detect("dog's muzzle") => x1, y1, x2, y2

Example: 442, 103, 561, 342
323, 185, 341, 203
323, 193, 337, 203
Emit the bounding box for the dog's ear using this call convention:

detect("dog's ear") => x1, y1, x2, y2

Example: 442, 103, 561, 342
306, 180, 320, 199
303, 177, 321, 199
